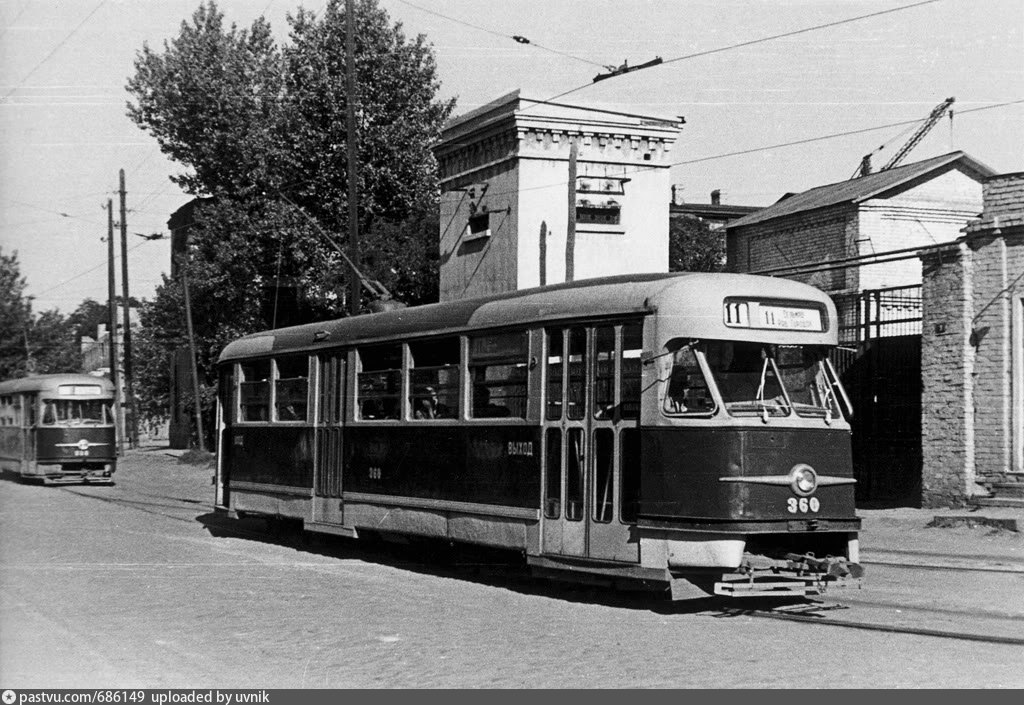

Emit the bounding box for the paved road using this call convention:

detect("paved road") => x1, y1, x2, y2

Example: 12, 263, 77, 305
1, 449, 1022, 688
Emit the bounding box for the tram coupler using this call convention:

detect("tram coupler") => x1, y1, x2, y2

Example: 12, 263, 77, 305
784, 552, 864, 579
713, 553, 863, 597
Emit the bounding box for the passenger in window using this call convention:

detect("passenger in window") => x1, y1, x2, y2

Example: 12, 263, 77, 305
473, 385, 510, 418
414, 387, 436, 419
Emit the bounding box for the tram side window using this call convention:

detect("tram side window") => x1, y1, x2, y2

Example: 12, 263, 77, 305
545, 329, 564, 421
0, 395, 10, 425
469, 331, 528, 419
662, 341, 715, 415
358, 344, 402, 420
274, 356, 309, 422
409, 338, 459, 420
566, 327, 586, 420
620, 428, 640, 522
620, 322, 643, 420
239, 360, 271, 422
593, 326, 615, 418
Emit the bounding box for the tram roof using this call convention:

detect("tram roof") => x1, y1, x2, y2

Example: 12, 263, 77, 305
218, 272, 837, 363
0, 373, 115, 395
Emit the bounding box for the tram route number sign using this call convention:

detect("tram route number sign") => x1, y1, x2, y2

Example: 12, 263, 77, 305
759, 305, 822, 331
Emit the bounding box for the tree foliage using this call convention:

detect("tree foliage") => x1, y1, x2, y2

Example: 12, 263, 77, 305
0, 247, 81, 379
126, 0, 454, 441
668, 215, 726, 273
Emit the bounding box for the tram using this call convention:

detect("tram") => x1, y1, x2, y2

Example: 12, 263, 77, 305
0, 373, 117, 484
214, 273, 863, 597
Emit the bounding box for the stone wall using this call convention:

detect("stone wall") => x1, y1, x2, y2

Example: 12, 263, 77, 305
920, 173, 1024, 504
920, 244, 975, 507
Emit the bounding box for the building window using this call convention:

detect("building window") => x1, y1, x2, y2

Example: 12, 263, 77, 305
576, 176, 626, 228
576, 202, 621, 226
467, 212, 490, 239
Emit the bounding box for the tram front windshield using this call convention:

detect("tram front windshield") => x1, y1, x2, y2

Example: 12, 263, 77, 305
665, 340, 842, 419
41, 399, 113, 426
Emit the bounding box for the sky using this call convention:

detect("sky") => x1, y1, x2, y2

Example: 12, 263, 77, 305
1, 0, 1022, 313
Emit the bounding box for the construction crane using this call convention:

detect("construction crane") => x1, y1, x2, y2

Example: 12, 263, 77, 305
854, 97, 955, 178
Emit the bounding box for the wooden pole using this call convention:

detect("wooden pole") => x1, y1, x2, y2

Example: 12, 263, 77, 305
106, 200, 123, 455
346, 0, 361, 316
565, 141, 577, 283
180, 259, 206, 452
119, 169, 139, 447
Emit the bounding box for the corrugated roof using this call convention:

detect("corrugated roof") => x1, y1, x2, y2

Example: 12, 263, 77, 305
728, 151, 996, 229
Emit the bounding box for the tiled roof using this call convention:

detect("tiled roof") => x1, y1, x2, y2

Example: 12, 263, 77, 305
727, 151, 996, 229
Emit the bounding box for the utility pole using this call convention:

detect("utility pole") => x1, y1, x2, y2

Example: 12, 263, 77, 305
106, 200, 124, 455
119, 169, 138, 448
179, 256, 206, 452
565, 141, 577, 283
346, 0, 361, 316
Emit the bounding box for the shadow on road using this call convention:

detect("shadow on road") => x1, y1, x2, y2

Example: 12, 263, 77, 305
194, 510, 812, 617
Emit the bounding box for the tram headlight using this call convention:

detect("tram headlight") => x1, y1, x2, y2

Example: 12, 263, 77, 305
789, 464, 818, 496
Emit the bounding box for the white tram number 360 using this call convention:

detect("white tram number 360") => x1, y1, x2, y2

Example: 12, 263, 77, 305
787, 497, 821, 513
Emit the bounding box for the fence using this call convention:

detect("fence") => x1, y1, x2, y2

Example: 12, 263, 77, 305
833, 284, 922, 345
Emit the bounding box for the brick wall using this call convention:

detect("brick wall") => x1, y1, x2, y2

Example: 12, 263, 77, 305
727, 205, 857, 293
920, 172, 1024, 503
920, 244, 975, 507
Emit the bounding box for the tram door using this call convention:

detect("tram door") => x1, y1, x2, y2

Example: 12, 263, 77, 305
312, 353, 346, 525
541, 322, 641, 563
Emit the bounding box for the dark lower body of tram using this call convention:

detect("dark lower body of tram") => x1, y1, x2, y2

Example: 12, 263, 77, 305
219, 421, 861, 599
18, 426, 117, 484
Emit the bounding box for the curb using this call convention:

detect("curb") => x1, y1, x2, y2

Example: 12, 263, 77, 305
927, 514, 1021, 532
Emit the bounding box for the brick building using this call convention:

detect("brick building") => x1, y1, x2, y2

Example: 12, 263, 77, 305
725, 151, 995, 300
920, 173, 1024, 507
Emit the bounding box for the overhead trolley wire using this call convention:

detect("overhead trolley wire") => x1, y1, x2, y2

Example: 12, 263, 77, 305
526, 0, 943, 110
672, 99, 1024, 167
1, 0, 107, 103
391, 0, 606, 68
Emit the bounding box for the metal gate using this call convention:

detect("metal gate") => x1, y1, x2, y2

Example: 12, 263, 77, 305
830, 286, 922, 507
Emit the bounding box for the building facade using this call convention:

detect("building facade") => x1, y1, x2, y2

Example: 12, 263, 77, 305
921, 173, 1024, 506
433, 91, 682, 301
725, 152, 994, 298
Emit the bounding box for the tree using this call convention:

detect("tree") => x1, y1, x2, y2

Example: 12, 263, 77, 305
0, 247, 80, 378
0, 248, 32, 378
668, 215, 726, 273
125, 0, 454, 439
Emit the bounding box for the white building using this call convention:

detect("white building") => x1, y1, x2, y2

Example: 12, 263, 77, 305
434, 91, 682, 301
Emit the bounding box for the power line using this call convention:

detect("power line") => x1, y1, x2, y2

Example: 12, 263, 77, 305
526, 0, 943, 110
1, 0, 107, 103
660, 0, 941, 68
391, 0, 606, 68
671, 99, 1024, 167
31, 239, 150, 299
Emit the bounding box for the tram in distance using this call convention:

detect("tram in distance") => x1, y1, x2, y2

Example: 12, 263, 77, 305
0, 373, 117, 484
214, 272, 864, 598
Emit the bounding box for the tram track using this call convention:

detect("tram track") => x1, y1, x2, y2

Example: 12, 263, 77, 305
741, 603, 1024, 646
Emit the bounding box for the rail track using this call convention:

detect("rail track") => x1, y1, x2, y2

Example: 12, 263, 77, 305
53, 481, 1024, 648
739, 601, 1024, 646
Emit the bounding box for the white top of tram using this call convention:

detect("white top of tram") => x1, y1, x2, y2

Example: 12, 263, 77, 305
0, 373, 115, 397
218, 272, 839, 363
